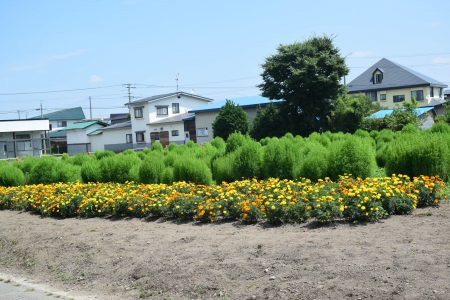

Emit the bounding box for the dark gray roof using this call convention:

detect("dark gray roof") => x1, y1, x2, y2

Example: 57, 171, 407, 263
102, 120, 132, 130
30, 107, 85, 120
348, 58, 447, 93
127, 91, 213, 106
148, 113, 194, 125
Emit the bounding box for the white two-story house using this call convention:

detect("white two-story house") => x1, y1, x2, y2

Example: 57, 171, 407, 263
126, 92, 213, 148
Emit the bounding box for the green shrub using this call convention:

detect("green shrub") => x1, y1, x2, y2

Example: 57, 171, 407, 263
94, 150, 115, 160
0, 164, 25, 186
70, 153, 93, 166
81, 160, 102, 183
210, 137, 226, 151
29, 158, 79, 184
151, 141, 164, 152
262, 139, 298, 179
431, 122, 450, 134
401, 124, 419, 134
232, 141, 262, 179
139, 156, 165, 183
226, 132, 249, 153
15, 156, 40, 174
173, 158, 212, 184
328, 137, 376, 179
212, 154, 235, 183
161, 167, 174, 184
99, 154, 141, 183
299, 144, 329, 180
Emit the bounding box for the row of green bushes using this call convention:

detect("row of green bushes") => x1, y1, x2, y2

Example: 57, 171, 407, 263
2, 122, 450, 186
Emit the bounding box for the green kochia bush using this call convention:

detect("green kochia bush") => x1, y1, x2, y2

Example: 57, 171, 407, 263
139, 156, 165, 183
299, 143, 329, 181
262, 138, 298, 179
232, 140, 262, 179
0, 163, 25, 186
212, 154, 235, 183
28, 157, 80, 184
99, 154, 141, 183
173, 158, 212, 185
81, 160, 102, 183
385, 133, 450, 180
328, 137, 376, 179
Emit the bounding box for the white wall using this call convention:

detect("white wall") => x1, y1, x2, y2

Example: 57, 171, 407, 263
90, 128, 132, 152
67, 124, 104, 144
147, 95, 210, 123
50, 120, 78, 131
0, 120, 49, 132
148, 122, 186, 144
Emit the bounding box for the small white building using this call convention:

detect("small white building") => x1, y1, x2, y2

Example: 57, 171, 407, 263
0, 119, 50, 158
88, 121, 133, 152
127, 91, 213, 147
66, 120, 107, 155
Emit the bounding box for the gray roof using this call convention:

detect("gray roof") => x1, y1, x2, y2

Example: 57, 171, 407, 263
127, 91, 213, 106
348, 58, 447, 93
148, 113, 194, 125
30, 107, 85, 120
102, 120, 132, 130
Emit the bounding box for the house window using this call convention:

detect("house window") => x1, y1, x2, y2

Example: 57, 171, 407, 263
171, 130, 179, 136
172, 103, 180, 114
393, 95, 405, 103
365, 91, 377, 102
380, 94, 387, 101
15, 133, 31, 140
135, 131, 145, 143
411, 90, 424, 101
57, 121, 67, 127
126, 134, 132, 144
430, 87, 434, 97
374, 73, 383, 84
156, 106, 168, 116
439, 88, 443, 97
49, 124, 53, 130
134, 107, 143, 119
197, 127, 208, 137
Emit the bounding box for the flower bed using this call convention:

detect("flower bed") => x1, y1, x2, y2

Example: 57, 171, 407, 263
0, 175, 445, 224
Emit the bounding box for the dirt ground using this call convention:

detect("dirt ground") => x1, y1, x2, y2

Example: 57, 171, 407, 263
0, 205, 450, 300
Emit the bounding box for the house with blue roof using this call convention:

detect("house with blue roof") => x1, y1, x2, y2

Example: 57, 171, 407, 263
367, 107, 436, 129
348, 58, 447, 109
189, 96, 283, 143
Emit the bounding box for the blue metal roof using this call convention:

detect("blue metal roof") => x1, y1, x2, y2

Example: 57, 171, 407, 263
189, 96, 283, 113
368, 107, 434, 119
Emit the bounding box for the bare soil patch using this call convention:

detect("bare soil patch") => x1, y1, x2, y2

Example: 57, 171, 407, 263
0, 206, 449, 299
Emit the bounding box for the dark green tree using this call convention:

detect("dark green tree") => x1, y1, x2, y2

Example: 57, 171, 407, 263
212, 100, 250, 140
329, 94, 381, 133
259, 36, 349, 135
384, 101, 421, 131
251, 103, 286, 140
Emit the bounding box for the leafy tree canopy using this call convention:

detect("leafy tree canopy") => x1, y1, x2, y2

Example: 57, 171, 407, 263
251, 103, 286, 140
212, 100, 250, 140
259, 35, 349, 135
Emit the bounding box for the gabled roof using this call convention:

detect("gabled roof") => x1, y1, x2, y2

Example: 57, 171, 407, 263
189, 96, 284, 113
102, 120, 132, 130
65, 120, 108, 130
127, 91, 214, 106
30, 107, 85, 121
367, 107, 434, 119
348, 58, 447, 93
49, 129, 67, 138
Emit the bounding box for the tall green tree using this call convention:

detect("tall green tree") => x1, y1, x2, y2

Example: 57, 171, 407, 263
251, 103, 286, 140
212, 100, 250, 140
259, 36, 349, 135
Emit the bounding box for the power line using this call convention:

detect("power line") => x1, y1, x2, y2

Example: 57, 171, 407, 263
0, 84, 123, 96
347, 52, 450, 59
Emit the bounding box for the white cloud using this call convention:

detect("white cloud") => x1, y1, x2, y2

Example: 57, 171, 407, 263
9, 49, 86, 72
432, 56, 450, 65
348, 51, 373, 58
90, 74, 103, 83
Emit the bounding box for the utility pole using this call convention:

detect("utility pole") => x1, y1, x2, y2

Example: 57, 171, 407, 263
175, 73, 179, 92
89, 96, 92, 120
17, 110, 21, 120
124, 83, 135, 113
40, 103, 43, 119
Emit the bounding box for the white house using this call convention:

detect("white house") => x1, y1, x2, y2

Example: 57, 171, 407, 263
88, 121, 133, 152
0, 119, 50, 158
126, 92, 213, 147
66, 120, 107, 155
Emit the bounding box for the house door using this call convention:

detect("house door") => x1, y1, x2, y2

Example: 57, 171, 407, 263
150, 132, 160, 144
159, 131, 169, 147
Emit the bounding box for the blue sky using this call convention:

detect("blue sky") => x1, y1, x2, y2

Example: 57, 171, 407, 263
1, 0, 449, 119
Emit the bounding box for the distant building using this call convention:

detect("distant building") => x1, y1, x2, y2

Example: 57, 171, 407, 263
126, 92, 213, 147
89, 121, 133, 152
0, 119, 50, 159
65, 120, 107, 155
30, 107, 86, 154
348, 58, 448, 109
189, 96, 283, 143
109, 113, 130, 125
367, 107, 436, 129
